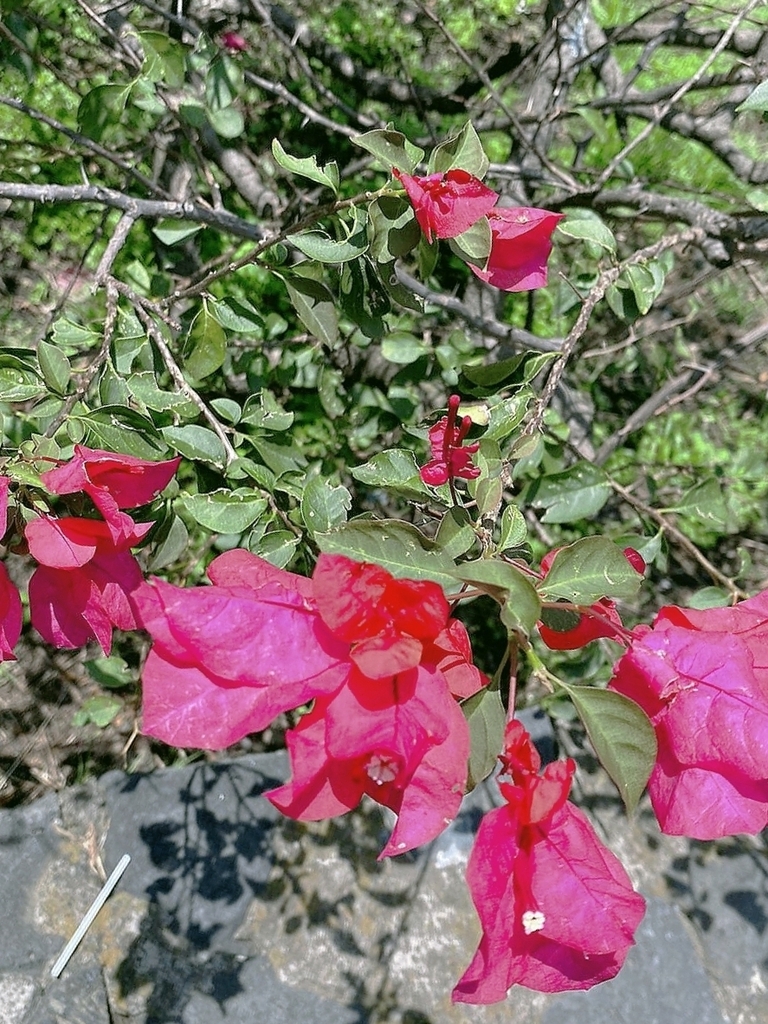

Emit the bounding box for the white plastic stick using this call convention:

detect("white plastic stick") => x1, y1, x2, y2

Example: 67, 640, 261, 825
51, 853, 131, 978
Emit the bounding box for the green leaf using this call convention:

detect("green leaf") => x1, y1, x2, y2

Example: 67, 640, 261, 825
623, 264, 660, 316
557, 211, 616, 255
528, 462, 611, 524
51, 318, 101, 350
138, 30, 186, 88
250, 529, 300, 568
351, 128, 424, 173
85, 655, 133, 689
184, 301, 227, 379
665, 478, 728, 527
429, 121, 489, 178
161, 424, 227, 465
737, 79, 768, 113
241, 390, 294, 431
459, 351, 556, 396
37, 341, 71, 395
177, 489, 268, 533
368, 196, 420, 262
127, 372, 197, 416
148, 513, 189, 571
207, 105, 244, 139
210, 397, 241, 424
463, 685, 505, 790
541, 537, 644, 604
287, 228, 368, 264
79, 407, 167, 459
301, 477, 352, 535
447, 217, 492, 268
205, 52, 243, 110
435, 506, 477, 559
452, 559, 541, 634
77, 84, 132, 142
209, 296, 263, 333
557, 683, 657, 814
271, 139, 340, 193
498, 503, 527, 550
381, 331, 431, 365
152, 220, 203, 246
0, 367, 45, 402
280, 270, 339, 348
73, 694, 122, 728
316, 519, 459, 589
351, 448, 432, 500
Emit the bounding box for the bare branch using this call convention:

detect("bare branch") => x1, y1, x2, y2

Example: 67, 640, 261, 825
0, 182, 266, 242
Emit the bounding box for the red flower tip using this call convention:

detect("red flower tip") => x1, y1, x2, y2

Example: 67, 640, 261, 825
471, 207, 563, 292
222, 31, 248, 52
419, 395, 481, 487
396, 168, 498, 243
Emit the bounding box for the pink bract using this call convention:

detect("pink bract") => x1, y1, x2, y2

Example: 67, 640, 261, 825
610, 592, 768, 838
453, 721, 645, 1003
40, 446, 180, 543
0, 562, 22, 660
470, 207, 563, 292
28, 545, 144, 653
312, 554, 450, 678
267, 665, 470, 858
394, 168, 498, 243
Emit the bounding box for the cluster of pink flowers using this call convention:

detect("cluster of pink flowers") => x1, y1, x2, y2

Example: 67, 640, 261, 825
394, 167, 563, 291
136, 551, 485, 857
0, 446, 179, 656
453, 720, 645, 1002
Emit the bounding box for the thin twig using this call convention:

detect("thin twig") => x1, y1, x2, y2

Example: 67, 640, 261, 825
0, 182, 265, 243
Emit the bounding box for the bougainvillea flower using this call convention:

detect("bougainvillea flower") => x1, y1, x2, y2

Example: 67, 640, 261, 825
453, 721, 645, 1003
394, 168, 498, 243
470, 207, 563, 292
268, 665, 470, 857
312, 554, 450, 678
610, 591, 768, 838
0, 562, 22, 660
420, 394, 481, 487
538, 547, 643, 650
222, 31, 248, 51
25, 515, 151, 569
0, 476, 10, 539
41, 446, 180, 543
135, 553, 350, 750
426, 618, 487, 699
28, 543, 145, 653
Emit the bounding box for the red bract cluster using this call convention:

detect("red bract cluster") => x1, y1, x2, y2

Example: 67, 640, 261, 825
136, 550, 486, 857
420, 395, 480, 487
0, 447, 179, 657
453, 720, 645, 1004
470, 207, 565, 292
393, 168, 498, 243
395, 168, 562, 291
538, 547, 645, 650
610, 592, 768, 838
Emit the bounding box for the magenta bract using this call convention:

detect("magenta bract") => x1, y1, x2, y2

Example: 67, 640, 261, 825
610, 592, 768, 838
453, 721, 644, 1003
470, 207, 563, 292
394, 168, 498, 243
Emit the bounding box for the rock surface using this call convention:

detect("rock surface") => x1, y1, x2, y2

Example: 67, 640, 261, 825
2, 739, 765, 1024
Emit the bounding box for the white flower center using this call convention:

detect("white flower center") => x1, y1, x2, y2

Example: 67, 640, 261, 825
365, 753, 398, 785
522, 910, 546, 935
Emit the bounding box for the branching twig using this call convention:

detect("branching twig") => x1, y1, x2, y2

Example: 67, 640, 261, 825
522, 228, 704, 441
0, 182, 265, 243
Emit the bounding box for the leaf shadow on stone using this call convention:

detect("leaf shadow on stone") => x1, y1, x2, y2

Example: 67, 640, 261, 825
103, 753, 441, 1022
